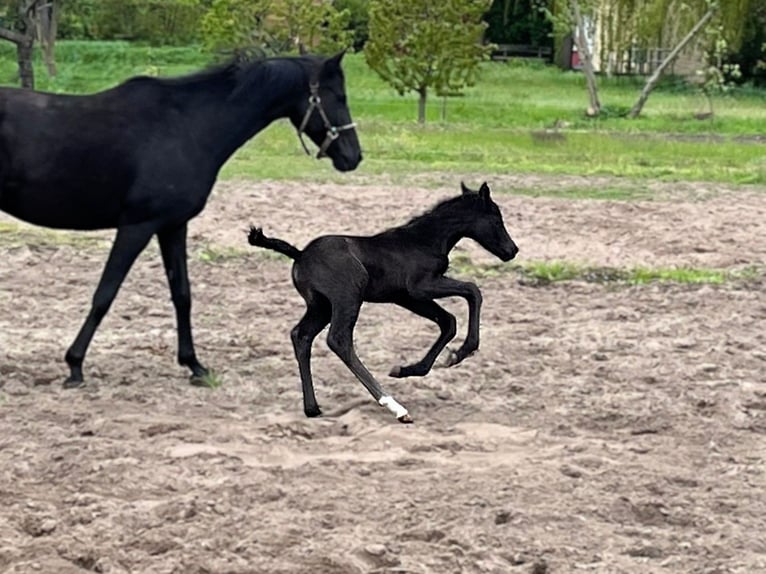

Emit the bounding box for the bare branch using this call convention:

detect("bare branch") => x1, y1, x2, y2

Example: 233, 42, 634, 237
22, 0, 39, 15
628, 5, 718, 118
0, 26, 25, 44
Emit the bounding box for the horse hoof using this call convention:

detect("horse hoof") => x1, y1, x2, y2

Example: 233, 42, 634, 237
445, 349, 460, 368
62, 377, 85, 389
389, 366, 402, 378
304, 406, 323, 418
397, 414, 414, 424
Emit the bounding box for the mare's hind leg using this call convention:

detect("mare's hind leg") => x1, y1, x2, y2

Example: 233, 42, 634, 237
158, 224, 207, 382
64, 223, 155, 388
291, 297, 331, 418
326, 294, 413, 423
389, 297, 456, 378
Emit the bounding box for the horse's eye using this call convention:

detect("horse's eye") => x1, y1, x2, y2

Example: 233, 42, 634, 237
337, 95, 347, 105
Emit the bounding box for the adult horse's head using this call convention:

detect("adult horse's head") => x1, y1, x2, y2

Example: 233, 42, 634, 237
292, 51, 362, 172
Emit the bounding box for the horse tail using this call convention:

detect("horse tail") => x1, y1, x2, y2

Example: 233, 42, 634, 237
248, 226, 302, 260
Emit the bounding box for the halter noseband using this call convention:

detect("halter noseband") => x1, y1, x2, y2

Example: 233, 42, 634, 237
296, 82, 356, 159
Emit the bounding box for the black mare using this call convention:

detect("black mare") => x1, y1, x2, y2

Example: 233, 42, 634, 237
0, 51, 361, 387
248, 182, 519, 423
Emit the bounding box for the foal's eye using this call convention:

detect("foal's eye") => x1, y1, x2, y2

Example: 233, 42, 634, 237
337, 94, 347, 105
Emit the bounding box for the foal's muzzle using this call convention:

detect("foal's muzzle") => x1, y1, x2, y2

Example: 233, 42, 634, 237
296, 82, 357, 159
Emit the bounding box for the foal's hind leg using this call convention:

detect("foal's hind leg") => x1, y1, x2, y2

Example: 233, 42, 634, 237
291, 298, 331, 418
64, 224, 155, 387
158, 224, 208, 382
326, 295, 413, 423
389, 297, 456, 378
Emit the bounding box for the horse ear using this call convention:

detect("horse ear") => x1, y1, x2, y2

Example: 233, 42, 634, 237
324, 49, 347, 74
460, 181, 472, 196
479, 182, 491, 201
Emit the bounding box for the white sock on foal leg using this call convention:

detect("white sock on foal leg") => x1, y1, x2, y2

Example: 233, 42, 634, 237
379, 395, 412, 423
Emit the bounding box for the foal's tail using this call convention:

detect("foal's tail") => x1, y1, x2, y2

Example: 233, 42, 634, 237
247, 226, 302, 260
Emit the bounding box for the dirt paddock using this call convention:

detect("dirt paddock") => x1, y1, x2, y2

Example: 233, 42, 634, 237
1, 177, 765, 573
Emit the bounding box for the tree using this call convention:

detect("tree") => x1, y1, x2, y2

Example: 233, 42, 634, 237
333, 0, 368, 50
0, 0, 40, 88
627, 2, 717, 117
201, 0, 351, 56
546, 0, 601, 116
35, 0, 57, 76
365, 0, 492, 124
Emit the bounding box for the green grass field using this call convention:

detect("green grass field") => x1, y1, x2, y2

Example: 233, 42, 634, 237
2, 41, 765, 187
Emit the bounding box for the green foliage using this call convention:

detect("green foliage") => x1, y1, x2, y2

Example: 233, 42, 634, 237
333, 0, 369, 50
365, 0, 493, 122
484, 0, 552, 47
699, 26, 742, 110
57, 0, 206, 44
727, 0, 766, 84
200, 0, 351, 56
200, 0, 271, 54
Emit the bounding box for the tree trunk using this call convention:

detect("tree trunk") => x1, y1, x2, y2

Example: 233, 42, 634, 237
417, 87, 427, 124
17, 37, 35, 88
572, 0, 601, 116
628, 6, 717, 119
37, 0, 57, 77
0, 0, 39, 88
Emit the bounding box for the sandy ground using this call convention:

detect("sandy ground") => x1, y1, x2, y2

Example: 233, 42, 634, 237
1, 176, 765, 573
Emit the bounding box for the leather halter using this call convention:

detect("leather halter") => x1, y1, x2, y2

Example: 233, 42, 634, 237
296, 82, 356, 159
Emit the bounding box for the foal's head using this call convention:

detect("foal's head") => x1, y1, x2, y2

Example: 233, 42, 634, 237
292, 51, 362, 172
459, 182, 519, 261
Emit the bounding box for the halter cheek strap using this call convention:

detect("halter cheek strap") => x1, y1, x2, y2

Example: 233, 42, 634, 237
296, 82, 357, 159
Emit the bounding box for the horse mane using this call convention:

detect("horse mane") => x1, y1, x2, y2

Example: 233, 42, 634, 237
117, 54, 320, 100
399, 196, 475, 230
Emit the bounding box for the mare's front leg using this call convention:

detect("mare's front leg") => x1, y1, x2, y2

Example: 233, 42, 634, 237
389, 297, 457, 378
64, 223, 155, 388
291, 299, 331, 417
413, 276, 483, 368
158, 224, 208, 383
326, 291, 413, 423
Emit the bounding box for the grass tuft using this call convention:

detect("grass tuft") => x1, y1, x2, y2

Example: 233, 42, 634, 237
194, 370, 224, 389
449, 255, 762, 286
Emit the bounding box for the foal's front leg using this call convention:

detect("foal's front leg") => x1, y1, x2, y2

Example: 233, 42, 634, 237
389, 297, 457, 378
414, 277, 483, 368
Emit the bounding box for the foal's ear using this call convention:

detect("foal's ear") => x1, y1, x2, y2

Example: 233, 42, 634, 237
479, 182, 491, 201
460, 181, 473, 196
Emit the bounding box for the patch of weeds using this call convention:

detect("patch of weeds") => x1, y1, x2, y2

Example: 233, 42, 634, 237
518, 260, 582, 284
449, 255, 762, 287
196, 244, 249, 263
0, 221, 109, 249
193, 370, 224, 389
627, 265, 761, 285
253, 249, 293, 263
449, 253, 506, 279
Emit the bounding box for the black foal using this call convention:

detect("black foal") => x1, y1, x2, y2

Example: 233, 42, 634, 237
248, 182, 519, 423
